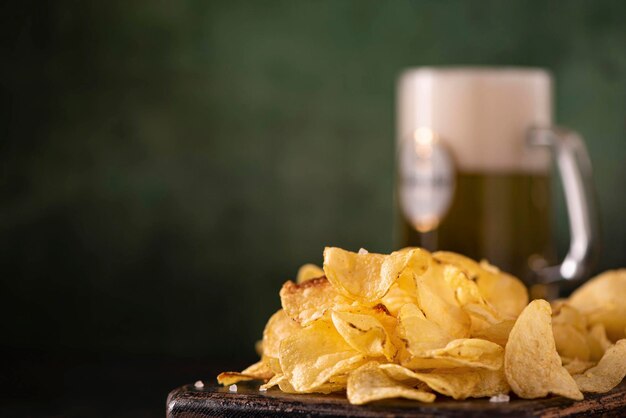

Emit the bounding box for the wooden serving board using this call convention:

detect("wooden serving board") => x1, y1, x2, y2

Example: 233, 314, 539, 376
167, 380, 626, 417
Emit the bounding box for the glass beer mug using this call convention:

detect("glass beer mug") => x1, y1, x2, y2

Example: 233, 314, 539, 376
395, 68, 598, 293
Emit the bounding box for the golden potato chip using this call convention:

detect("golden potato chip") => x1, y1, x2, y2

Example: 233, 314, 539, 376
562, 358, 595, 375
347, 362, 435, 405
260, 373, 344, 394
323, 247, 390, 302
279, 320, 365, 392
464, 303, 504, 335
260, 373, 285, 390
331, 309, 396, 360
216, 372, 255, 386
415, 261, 471, 339
433, 252, 527, 318
401, 338, 504, 371
296, 263, 324, 284
504, 299, 583, 400
280, 277, 350, 325
568, 269, 626, 342
553, 323, 590, 361
574, 339, 626, 393
551, 302, 587, 332
216, 360, 274, 385
242, 359, 273, 377
380, 364, 509, 400
380, 281, 416, 317
262, 309, 302, 359
478, 260, 528, 318
381, 248, 430, 287
587, 323, 612, 362
379, 249, 430, 315
397, 303, 452, 353
472, 319, 515, 347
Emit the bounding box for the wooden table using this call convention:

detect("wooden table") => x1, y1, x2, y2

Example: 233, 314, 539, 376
167, 380, 626, 417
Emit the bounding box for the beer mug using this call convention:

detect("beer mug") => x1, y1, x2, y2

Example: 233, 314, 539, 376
395, 68, 599, 292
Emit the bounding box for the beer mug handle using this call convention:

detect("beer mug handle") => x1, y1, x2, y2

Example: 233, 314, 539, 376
528, 127, 599, 284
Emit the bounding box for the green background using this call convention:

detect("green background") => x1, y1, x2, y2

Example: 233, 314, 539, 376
2, 0, 626, 367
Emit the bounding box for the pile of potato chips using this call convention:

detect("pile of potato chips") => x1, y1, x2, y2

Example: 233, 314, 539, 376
218, 247, 626, 404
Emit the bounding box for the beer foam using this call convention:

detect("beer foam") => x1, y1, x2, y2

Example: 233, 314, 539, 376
397, 68, 552, 173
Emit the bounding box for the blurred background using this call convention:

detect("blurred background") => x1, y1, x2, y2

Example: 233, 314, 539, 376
2, 0, 625, 416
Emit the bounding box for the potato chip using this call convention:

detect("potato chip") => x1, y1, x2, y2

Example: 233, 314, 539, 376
551, 302, 587, 332
504, 299, 583, 400
433, 252, 527, 318
380, 281, 416, 317
323, 247, 390, 302
216, 372, 255, 386
397, 303, 452, 353
553, 323, 590, 361
280, 277, 350, 325
472, 319, 515, 347
262, 309, 302, 359
381, 248, 430, 287
347, 362, 435, 405
331, 309, 395, 360
574, 339, 626, 393
587, 323, 612, 362
279, 320, 365, 392
260, 373, 344, 394
401, 338, 504, 371
260, 373, 285, 390
562, 358, 595, 375
379, 249, 430, 315
296, 263, 324, 284
568, 269, 626, 342
380, 364, 509, 400
216, 359, 274, 386
415, 260, 471, 339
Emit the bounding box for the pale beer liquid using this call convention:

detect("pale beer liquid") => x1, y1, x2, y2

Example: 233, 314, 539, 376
396, 172, 555, 283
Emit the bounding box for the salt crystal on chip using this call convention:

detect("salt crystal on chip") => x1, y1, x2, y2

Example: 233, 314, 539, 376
194, 380, 204, 389
229, 384, 238, 392
358, 248, 369, 255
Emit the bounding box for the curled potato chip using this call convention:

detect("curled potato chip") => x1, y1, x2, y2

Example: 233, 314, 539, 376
587, 323, 612, 362
260, 373, 344, 394
415, 261, 471, 339
379, 249, 430, 315
380, 281, 416, 317
331, 309, 396, 360
381, 364, 509, 400
347, 362, 435, 405
553, 323, 590, 362
401, 338, 504, 371
280, 277, 350, 325
568, 269, 626, 342
472, 319, 515, 347
574, 339, 626, 393
552, 302, 587, 332
323, 247, 390, 302
262, 309, 302, 359
504, 300, 583, 400
381, 248, 430, 287
296, 263, 324, 284
279, 320, 365, 392
433, 252, 528, 318
397, 303, 451, 353
563, 358, 596, 375
216, 359, 274, 386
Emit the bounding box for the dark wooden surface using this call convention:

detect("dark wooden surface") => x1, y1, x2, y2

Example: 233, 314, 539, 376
167, 380, 626, 418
